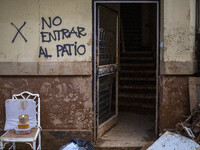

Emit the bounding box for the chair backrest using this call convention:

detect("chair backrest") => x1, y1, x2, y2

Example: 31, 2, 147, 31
12, 91, 40, 128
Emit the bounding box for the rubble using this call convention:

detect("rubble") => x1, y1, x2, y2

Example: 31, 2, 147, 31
176, 103, 200, 144
147, 103, 200, 150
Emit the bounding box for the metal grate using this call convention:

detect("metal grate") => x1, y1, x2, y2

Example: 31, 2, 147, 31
98, 75, 116, 124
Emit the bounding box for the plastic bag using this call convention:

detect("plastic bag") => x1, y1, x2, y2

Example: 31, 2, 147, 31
59, 139, 94, 150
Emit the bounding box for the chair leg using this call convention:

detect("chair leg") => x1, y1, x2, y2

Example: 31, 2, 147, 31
38, 133, 41, 150
33, 141, 36, 150
12, 143, 16, 150
0, 141, 3, 150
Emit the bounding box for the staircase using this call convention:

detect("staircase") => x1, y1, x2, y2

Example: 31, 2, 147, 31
119, 4, 156, 113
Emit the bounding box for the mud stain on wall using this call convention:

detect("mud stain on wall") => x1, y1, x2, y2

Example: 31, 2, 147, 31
159, 76, 190, 132
0, 76, 93, 130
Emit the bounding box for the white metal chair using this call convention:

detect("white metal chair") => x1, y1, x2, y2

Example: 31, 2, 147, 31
0, 91, 41, 150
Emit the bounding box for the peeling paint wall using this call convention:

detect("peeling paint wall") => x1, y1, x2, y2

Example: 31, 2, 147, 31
162, 0, 197, 74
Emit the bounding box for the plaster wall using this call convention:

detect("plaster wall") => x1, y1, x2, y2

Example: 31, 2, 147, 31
162, 0, 197, 74
0, 0, 93, 148
0, 0, 92, 75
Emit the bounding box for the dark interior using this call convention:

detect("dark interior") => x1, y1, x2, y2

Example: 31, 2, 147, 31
97, 3, 157, 147
119, 3, 157, 114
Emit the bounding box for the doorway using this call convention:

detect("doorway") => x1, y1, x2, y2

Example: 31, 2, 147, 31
93, 0, 159, 148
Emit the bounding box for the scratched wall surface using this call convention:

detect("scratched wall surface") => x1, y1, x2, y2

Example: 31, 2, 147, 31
162, 0, 197, 74
0, 76, 93, 130
159, 76, 190, 132
0, 0, 92, 75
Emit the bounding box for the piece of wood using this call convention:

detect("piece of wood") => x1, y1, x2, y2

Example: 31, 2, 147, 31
189, 77, 200, 113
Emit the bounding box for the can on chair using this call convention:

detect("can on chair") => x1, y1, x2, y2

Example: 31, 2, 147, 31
18, 114, 30, 129
15, 114, 31, 134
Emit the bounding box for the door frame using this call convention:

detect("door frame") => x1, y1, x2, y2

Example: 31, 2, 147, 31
92, 0, 160, 141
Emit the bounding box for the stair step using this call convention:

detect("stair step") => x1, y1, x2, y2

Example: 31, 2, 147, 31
124, 28, 141, 31
124, 47, 151, 50
120, 77, 155, 84
120, 56, 153, 60
120, 81, 155, 87
120, 80, 155, 86
120, 59, 154, 64
119, 84, 156, 89
124, 36, 141, 40
125, 42, 141, 46
119, 92, 155, 98
119, 88, 156, 95
118, 100, 155, 113
120, 70, 155, 73
120, 63, 154, 67
118, 98, 156, 111
120, 77, 156, 81
121, 51, 151, 54
119, 72, 155, 78
120, 50, 152, 57
120, 65, 155, 70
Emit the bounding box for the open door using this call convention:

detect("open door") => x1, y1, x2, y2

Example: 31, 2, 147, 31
96, 5, 119, 139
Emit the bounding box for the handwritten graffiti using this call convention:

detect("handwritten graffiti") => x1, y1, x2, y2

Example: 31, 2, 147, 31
11, 22, 27, 43
56, 42, 86, 57
40, 27, 86, 42
41, 16, 62, 30
39, 16, 87, 58
39, 46, 52, 58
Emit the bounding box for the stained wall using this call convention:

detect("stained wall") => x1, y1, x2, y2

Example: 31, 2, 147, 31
0, 0, 92, 75
0, 0, 199, 147
159, 0, 197, 132
0, 0, 93, 149
161, 0, 197, 74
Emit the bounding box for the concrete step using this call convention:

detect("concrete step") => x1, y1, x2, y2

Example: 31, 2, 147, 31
124, 35, 141, 40
119, 92, 155, 99
120, 70, 155, 74
120, 80, 155, 86
120, 59, 154, 64
120, 64, 155, 71
124, 30, 141, 33
120, 52, 152, 57
119, 87, 156, 95
121, 51, 152, 54
120, 63, 154, 67
120, 77, 155, 81
119, 84, 156, 89
119, 72, 155, 78
120, 56, 154, 60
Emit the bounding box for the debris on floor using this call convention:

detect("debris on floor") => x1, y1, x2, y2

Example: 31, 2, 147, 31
147, 131, 200, 150
176, 103, 200, 144
59, 139, 94, 150
147, 103, 200, 150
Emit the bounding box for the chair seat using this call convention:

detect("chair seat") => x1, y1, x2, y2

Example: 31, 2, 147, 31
0, 128, 40, 143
